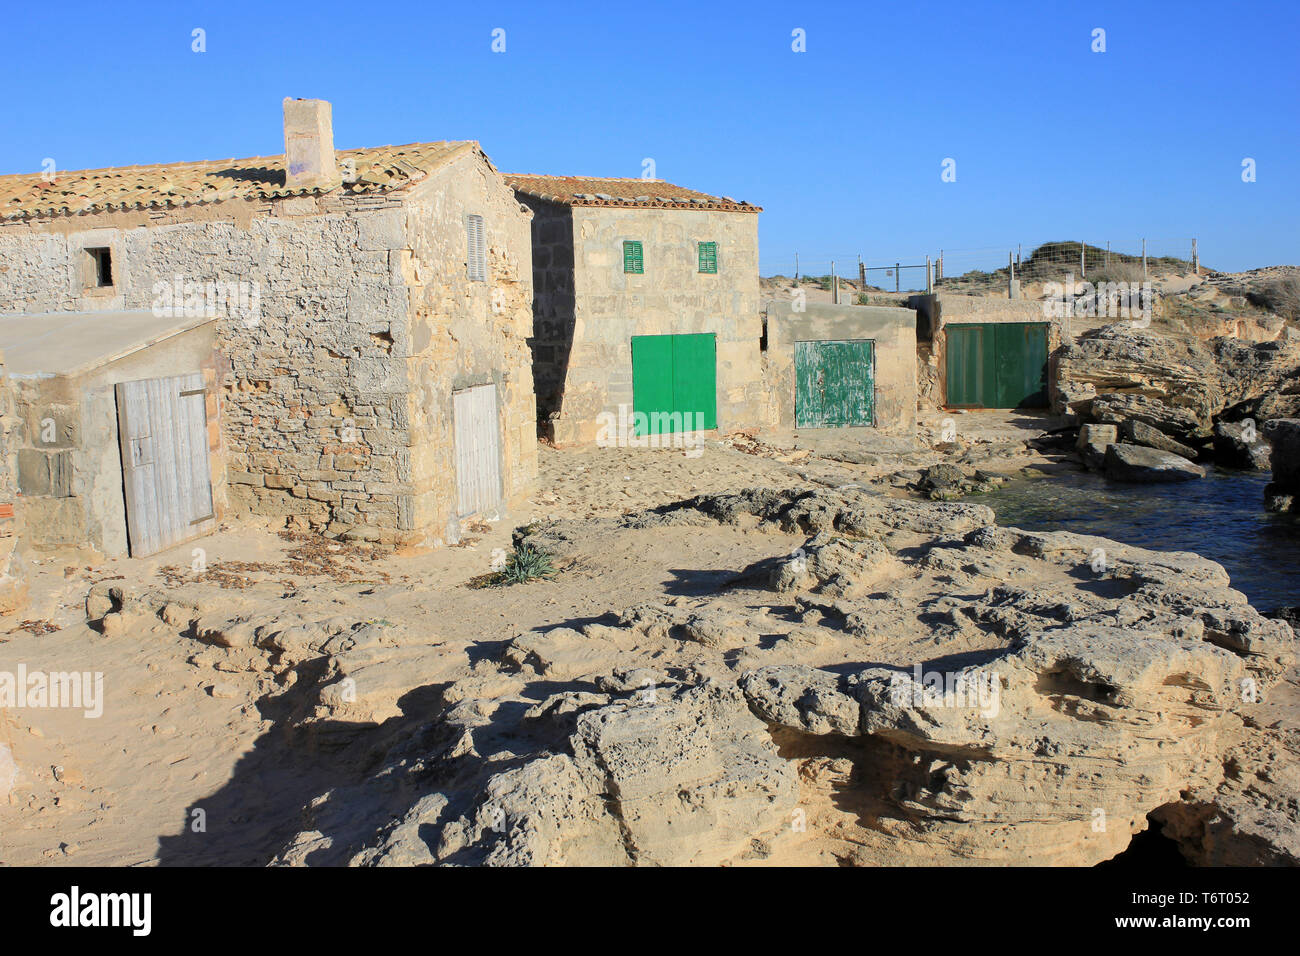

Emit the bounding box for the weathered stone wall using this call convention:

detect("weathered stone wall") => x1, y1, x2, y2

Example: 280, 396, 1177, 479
0, 349, 25, 612
762, 299, 917, 434
0, 197, 409, 539
518, 202, 768, 445
521, 199, 575, 433
6, 323, 222, 556
400, 154, 538, 544
0, 156, 534, 546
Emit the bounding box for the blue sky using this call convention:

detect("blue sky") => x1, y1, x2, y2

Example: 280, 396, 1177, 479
3, 0, 1296, 273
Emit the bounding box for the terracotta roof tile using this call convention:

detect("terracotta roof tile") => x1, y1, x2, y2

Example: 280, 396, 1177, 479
0, 142, 477, 222
507, 174, 759, 213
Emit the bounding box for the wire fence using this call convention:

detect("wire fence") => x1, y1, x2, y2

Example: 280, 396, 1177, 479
761, 238, 1201, 297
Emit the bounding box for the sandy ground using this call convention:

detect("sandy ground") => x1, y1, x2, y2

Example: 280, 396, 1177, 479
0, 412, 1066, 866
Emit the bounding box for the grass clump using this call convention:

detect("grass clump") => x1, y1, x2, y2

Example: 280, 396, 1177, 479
467, 541, 556, 588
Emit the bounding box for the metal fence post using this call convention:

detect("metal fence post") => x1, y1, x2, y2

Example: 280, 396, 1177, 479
895, 262, 901, 294
858, 256, 866, 289
831, 260, 837, 304
1080, 240, 1086, 278
1142, 239, 1147, 279
1192, 238, 1199, 276
926, 255, 932, 294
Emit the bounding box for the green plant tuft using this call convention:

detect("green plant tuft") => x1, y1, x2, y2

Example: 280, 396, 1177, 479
498, 542, 555, 585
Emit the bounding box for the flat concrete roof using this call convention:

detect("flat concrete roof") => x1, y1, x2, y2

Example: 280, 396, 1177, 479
0, 310, 216, 378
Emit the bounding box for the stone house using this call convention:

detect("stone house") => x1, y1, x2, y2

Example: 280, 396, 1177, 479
0, 98, 537, 556
507, 175, 769, 446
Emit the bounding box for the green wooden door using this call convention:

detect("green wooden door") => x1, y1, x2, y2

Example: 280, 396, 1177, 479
945, 322, 1047, 409
631, 333, 717, 436
795, 339, 875, 427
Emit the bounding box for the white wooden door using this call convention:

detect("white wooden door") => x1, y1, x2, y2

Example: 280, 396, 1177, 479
453, 383, 503, 517
116, 373, 216, 557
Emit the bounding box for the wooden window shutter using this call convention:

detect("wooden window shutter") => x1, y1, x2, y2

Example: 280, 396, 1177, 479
466, 214, 486, 281
698, 241, 718, 274
623, 240, 644, 274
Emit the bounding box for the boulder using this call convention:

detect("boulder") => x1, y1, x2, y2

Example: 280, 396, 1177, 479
1264, 418, 1300, 511
1088, 393, 1205, 440
1212, 420, 1270, 470
1075, 423, 1117, 450
1103, 443, 1204, 482
1120, 418, 1201, 460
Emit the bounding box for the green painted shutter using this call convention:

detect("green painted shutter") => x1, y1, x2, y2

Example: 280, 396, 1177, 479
698, 242, 718, 274
623, 240, 644, 274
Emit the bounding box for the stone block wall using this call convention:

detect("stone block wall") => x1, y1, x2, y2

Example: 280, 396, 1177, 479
0, 150, 537, 547
0, 349, 25, 613
400, 154, 538, 544
517, 202, 769, 445
522, 199, 576, 432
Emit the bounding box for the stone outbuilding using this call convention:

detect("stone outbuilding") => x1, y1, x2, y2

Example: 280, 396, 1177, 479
762, 299, 917, 435
909, 293, 1063, 410
508, 174, 769, 446
0, 98, 537, 555
0, 311, 222, 557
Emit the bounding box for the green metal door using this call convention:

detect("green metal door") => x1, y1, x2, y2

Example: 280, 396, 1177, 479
631, 333, 717, 436
946, 322, 1048, 409
944, 324, 990, 408
794, 339, 875, 427
995, 323, 1048, 408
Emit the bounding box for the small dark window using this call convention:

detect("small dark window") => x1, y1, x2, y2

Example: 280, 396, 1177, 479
623, 240, 644, 274
88, 247, 113, 287
698, 241, 718, 274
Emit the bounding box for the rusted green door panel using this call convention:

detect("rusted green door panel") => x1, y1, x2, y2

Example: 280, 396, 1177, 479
631, 333, 717, 436
946, 322, 1047, 408
795, 339, 874, 427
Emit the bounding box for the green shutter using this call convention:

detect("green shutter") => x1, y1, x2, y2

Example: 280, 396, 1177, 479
698, 241, 718, 274
623, 240, 644, 274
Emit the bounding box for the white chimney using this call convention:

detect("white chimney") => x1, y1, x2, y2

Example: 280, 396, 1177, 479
282, 98, 340, 190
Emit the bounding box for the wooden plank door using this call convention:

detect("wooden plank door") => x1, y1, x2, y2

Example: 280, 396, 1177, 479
670, 333, 717, 431
116, 373, 215, 557
795, 339, 875, 427
453, 383, 503, 516
631, 334, 675, 438
630, 333, 718, 436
